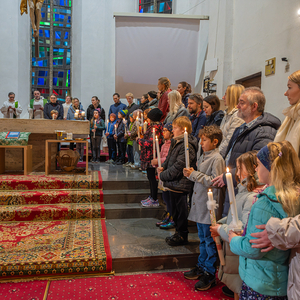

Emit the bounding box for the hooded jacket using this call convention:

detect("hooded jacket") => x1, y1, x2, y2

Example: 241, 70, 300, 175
205, 110, 225, 127
87, 104, 105, 122
160, 134, 198, 193
230, 185, 289, 297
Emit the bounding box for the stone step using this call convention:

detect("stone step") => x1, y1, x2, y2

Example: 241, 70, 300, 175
102, 180, 150, 190
103, 189, 162, 204
106, 218, 199, 273
104, 203, 165, 219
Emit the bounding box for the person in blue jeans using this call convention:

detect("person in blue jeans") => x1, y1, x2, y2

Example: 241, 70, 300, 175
183, 125, 225, 291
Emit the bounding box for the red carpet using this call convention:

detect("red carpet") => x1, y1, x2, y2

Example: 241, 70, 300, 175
0, 271, 233, 300
0, 171, 102, 190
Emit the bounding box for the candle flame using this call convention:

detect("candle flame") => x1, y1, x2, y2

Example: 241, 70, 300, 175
184, 127, 187, 131
209, 189, 211, 192
226, 167, 229, 173
156, 135, 158, 139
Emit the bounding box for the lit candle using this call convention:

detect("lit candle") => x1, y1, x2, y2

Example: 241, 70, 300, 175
74, 112, 78, 119
52, 114, 55, 120
155, 136, 161, 167
184, 128, 189, 168
225, 168, 240, 229
136, 117, 141, 150
75, 109, 79, 114
206, 189, 225, 266
152, 127, 156, 159
81, 111, 85, 117
106, 119, 109, 131
141, 114, 144, 131
94, 120, 96, 138
123, 119, 127, 135
144, 121, 147, 134
114, 124, 117, 134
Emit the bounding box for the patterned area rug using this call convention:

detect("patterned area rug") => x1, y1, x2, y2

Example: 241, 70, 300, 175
0, 189, 103, 205
0, 271, 233, 300
0, 219, 111, 279
0, 171, 102, 190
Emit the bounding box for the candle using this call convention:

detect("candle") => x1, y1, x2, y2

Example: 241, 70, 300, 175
52, 114, 55, 120
225, 168, 240, 230
141, 114, 144, 131
94, 120, 96, 138
74, 112, 78, 119
184, 128, 190, 168
155, 136, 161, 167
136, 118, 141, 150
144, 121, 147, 134
81, 111, 85, 117
152, 128, 156, 159
75, 109, 79, 114
206, 190, 225, 266
114, 124, 117, 134
123, 119, 127, 135
106, 119, 109, 131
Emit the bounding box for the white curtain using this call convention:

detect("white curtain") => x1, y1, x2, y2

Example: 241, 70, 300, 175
115, 16, 206, 98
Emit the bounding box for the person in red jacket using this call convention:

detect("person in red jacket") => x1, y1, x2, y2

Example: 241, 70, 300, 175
157, 77, 172, 122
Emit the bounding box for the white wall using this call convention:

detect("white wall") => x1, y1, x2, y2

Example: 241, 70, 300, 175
72, 0, 137, 118
0, 1, 30, 118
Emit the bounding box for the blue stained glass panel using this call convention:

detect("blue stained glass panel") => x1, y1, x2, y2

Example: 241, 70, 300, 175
60, 0, 64, 5
39, 71, 45, 76
55, 31, 61, 39
38, 61, 43, 67
58, 71, 64, 78
64, 32, 69, 39
38, 78, 45, 85
139, 8, 144, 13
66, 57, 70, 65
55, 41, 61, 45
159, 3, 165, 12
64, 41, 68, 46
39, 30, 43, 37
45, 30, 50, 38
41, 13, 45, 18
60, 14, 64, 20
53, 78, 58, 85
55, 14, 59, 21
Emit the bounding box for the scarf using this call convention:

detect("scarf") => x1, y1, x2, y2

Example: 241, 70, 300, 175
274, 100, 300, 156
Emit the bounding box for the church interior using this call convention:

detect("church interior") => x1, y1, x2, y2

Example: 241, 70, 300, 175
0, 0, 299, 299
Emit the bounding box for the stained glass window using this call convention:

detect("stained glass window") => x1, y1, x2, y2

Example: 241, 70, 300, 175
31, 0, 71, 102
139, 0, 172, 14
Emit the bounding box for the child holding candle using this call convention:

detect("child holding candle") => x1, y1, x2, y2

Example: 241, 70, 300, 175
90, 109, 105, 163
124, 113, 135, 167
229, 141, 300, 299
136, 108, 164, 207
50, 110, 58, 120
105, 113, 117, 164
113, 110, 127, 165
150, 123, 174, 229
158, 116, 198, 245
210, 151, 264, 298
182, 125, 224, 290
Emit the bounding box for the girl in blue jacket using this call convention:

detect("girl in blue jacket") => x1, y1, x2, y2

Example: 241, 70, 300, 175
229, 141, 300, 299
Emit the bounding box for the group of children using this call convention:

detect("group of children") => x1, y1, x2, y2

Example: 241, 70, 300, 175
124, 107, 300, 299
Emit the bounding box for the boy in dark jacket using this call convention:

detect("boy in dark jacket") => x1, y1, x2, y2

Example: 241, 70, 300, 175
105, 113, 117, 163
158, 116, 198, 246
113, 110, 127, 165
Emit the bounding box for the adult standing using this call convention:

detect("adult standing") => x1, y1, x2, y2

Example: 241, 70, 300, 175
177, 81, 191, 108
1, 92, 23, 118
274, 70, 300, 156
187, 93, 206, 140
108, 93, 127, 118
139, 94, 149, 111
212, 87, 281, 216
219, 84, 245, 157
125, 92, 139, 118
62, 95, 72, 120
202, 95, 224, 127
66, 98, 85, 120
157, 77, 172, 122
28, 90, 47, 119
86, 96, 105, 122
44, 94, 63, 119
148, 91, 158, 108
164, 90, 189, 124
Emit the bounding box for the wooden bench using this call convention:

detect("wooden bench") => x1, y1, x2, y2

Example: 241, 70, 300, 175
0, 145, 33, 175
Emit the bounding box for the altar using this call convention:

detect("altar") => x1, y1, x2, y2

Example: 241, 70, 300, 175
0, 119, 89, 172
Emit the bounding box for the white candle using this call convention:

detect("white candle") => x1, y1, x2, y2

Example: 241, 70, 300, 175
123, 119, 127, 135
81, 111, 85, 117
106, 119, 109, 131
94, 120, 96, 138
75, 109, 79, 114
225, 167, 239, 228
155, 136, 161, 167
184, 128, 190, 168
114, 124, 117, 134
208, 189, 213, 202
74, 112, 78, 119
144, 121, 147, 134
141, 114, 144, 131
152, 128, 156, 159
52, 114, 55, 120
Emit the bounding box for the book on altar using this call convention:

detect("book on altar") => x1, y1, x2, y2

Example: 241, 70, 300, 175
5, 131, 20, 139
33, 104, 42, 110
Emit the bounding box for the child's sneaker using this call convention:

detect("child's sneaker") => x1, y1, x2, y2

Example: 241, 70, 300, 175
194, 271, 216, 291
141, 196, 152, 205
156, 212, 170, 227
160, 220, 175, 229
142, 199, 159, 207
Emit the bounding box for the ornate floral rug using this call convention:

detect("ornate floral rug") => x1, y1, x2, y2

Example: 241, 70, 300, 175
0, 219, 112, 279
0, 171, 102, 190
0, 189, 103, 206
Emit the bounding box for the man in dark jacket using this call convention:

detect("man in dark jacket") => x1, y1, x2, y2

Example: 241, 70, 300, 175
125, 92, 139, 120
86, 96, 105, 121
212, 87, 281, 216
188, 93, 206, 140
44, 94, 63, 119
158, 116, 198, 246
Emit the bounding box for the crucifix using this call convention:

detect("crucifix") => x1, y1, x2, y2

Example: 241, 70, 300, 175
20, 0, 45, 57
